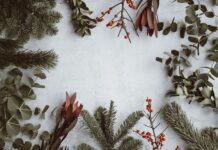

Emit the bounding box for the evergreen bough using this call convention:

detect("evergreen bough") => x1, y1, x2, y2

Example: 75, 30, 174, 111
163, 102, 218, 150
0, 38, 58, 69
0, 0, 62, 43
78, 101, 143, 150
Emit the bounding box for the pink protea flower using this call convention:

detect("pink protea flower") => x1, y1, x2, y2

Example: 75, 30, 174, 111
61, 92, 83, 122
136, 0, 159, 37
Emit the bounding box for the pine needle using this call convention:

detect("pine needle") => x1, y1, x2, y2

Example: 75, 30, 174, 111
114, 111, 144, 144
81, 110, 108, 148
117, 136, 142, 150
162, 102, 218, 150
77, 143, 96, 150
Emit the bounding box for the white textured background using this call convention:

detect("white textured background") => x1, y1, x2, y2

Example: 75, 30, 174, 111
23, 0, 218, 149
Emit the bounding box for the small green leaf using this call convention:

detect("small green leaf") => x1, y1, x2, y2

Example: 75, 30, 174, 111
208, 25, 218, 32
157, 22, 164, 31
188, 36, 198, 43
199, 36, 208, 47
17, 104, 32, 120
40, 131, 50, 141
180, 25, 186, 38
201, 87, 211, 98
156, 57, 163, 63
6, 117, 20, 136
205, 12, 215, 18
171, 22, 177, 32
19, 85, 36, 100
163, 27, 171, 35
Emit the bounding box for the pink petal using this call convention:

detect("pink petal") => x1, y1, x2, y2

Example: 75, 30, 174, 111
65, 92, 71, 110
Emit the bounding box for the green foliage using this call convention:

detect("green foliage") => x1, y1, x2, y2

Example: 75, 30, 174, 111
0, 0, 62, 43
77, 143, 96, 150
65, 0, 96, 37
78, 101, 143, 150
165, 69, 218, 108
12, 138, 42, 150
114, 111, 144, 143
156, 0, 218, 109
163, 102, 218, 150
0, 68, 46, 137
117, 136, 142, 150
0, 38, 58, 69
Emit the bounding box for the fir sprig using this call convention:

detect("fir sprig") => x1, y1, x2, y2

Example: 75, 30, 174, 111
0, 38, 58, 69
0, 0, 62, 43
78, 101, 143, 150
163, 102, 218, 150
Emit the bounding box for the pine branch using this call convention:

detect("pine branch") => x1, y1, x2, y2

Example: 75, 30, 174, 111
0, 38, 21, 53
77, 143, 96, 150
114, 111, 144, 144
0, 0, 62, 43
81, 110, 108, 148
0, 50, 58, 69
94, 106, 109, 142
117, 136, 142, 150
162, 102, 218, 150
105, 101, 116, 143
200, 128, 218, 148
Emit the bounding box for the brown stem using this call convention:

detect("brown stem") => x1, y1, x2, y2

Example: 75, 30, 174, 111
148, 112, 158, 149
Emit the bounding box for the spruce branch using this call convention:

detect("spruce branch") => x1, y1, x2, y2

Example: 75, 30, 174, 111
114, 111, 144, 143
81, 110, 108, 148
0, 0, 62, 43
163, 102, 218, 150
0, 49, 58, 69
117, 136, 142, 150
0, 38, 21, 53
77, 143, 96, 150
0, 38, 58, 69
79, 101, 143, 150
94, 106, 111, 143
105, 101, 116, 143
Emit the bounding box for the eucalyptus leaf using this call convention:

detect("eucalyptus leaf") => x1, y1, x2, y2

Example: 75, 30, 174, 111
19, 85, 36, 100
6, 117, 20, 136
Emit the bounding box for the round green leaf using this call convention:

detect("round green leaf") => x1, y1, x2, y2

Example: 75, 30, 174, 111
6, 117, 20, 136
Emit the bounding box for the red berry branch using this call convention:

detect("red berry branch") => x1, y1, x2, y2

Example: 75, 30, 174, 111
96, 0, 138, 43
135, 98, 179, 150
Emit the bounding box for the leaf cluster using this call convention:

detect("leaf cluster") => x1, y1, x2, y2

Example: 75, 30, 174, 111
0, 68, 46, 137
156, 0, 218, 109
166, 69, 218, 108
163, 102, 218, 150
78, 101, 143, 150
65, 0, 96, 37
12, 138, 41, 150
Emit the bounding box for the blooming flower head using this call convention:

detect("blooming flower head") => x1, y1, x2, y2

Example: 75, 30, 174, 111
61, 92, 83, 122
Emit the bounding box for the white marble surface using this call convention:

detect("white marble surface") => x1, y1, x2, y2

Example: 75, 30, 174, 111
24, 0, 218, 149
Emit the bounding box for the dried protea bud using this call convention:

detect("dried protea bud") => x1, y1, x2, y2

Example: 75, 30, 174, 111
136, 0, 159, 37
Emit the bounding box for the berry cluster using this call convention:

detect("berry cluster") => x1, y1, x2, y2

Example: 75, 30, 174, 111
126, 0, 136, 9
135, 98, 178, 150
135, 130, 154, 143
146, 98, 153, 112
96, 0, 138, 43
